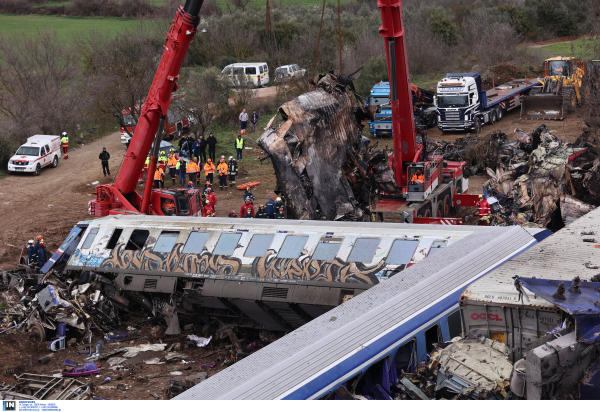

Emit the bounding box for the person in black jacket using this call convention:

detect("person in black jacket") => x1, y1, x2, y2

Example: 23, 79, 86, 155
228, 156, 238, 186
256, 204, 268, 218
99, 148, 110, 176
250, 110, 259, 133
198, 135, 207, 163
207, 133, 217, 161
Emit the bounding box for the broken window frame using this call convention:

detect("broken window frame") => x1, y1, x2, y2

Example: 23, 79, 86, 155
125, 229, 150, 251
347, 238, 381, 263
447, 309, 462, 339
394, 338, 417, 375
277, 235, 309, 259
312, 238, 343, 261
106, 228, 123, 250
182, 231, 211, 254
424, 323, 443, 353
244, 234, 275, 257
385, 239, 419, 265
153, 231, 180, 253
213, 233, 242, 256
81, 228, 99, 249
428, 239, 448, 257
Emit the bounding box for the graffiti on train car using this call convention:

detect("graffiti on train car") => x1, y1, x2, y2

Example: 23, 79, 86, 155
71, 242, 394, 284
251, 250, 385, 284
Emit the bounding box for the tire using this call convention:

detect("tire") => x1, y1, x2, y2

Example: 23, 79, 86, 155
490, 109, 497, 124
52, 156, 58, 168
563, 89, 576, 114
424, 209, 432, 218
429, 113, 437, 128
34, 164, 41, 176
474, 117, 482, 135
497, 106, 504, 120
436, 201, 443, 218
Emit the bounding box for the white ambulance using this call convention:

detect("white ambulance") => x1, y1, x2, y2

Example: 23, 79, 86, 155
7, 135, 61, 176
220, 63, 269, 87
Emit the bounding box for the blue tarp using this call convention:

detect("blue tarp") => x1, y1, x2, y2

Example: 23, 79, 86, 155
516, 277, 600, 343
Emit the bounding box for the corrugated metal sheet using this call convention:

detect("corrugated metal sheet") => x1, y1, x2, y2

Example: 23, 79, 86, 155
462, 207, 600, 308
174, 226, 535, 400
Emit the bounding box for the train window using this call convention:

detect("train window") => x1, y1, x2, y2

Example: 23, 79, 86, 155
154, 231, 180, 253
386, 239, 419, 265
348, 238, 380, 262
244, 234, 274, 257
213, 233, 242, 255
182, 232, 210, 254
345, 372, 362, 393
395, 339, 416, 374
425, 324, 442, 353
428, 240, 447, 256
125, 230, 150, 251
447, 310, 462, 339
312, 240, 342, 261
81, 228, 99, 249
106, 229, 123, 250
277, 235, 309, 259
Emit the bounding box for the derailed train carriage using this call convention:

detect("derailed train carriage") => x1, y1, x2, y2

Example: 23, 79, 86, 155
53, 216, 530, 331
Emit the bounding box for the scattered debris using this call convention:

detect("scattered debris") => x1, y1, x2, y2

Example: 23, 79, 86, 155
0, 373, 92, 400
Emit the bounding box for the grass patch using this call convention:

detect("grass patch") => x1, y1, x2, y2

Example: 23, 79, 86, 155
538, 38, 600, 60
0, 14, 143, 42
410, 72, 445, 92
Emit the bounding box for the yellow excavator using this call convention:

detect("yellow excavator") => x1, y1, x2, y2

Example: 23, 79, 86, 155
521, 56, 594, 120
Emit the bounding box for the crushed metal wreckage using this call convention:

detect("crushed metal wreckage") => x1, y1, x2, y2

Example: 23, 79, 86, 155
0, 374, 92, 400
429, 125, 600, 228
257, 73, 396, 221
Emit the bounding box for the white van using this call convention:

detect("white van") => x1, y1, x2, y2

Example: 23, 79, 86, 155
7, 135, 61, 176
220, 63, 269, 87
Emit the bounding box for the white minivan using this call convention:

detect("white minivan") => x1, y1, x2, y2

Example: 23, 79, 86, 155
7, 135, 61, 176
220, 63, 269, 87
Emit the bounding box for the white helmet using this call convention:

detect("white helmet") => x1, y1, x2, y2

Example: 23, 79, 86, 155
62, 132, 67, 137
229, 156, 233, 160
276, 197, 282, 202
28, 240, 34, 244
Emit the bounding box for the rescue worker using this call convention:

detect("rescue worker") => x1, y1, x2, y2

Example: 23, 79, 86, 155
203, 181, 212, 196
187, 157, 200, 185
162, 198, 176, 216
477, 195, 491, 218
169, 147, 178, 159
207, 187, 217, 211
228, 156, 238, 187
244, 210, 254, 218
154, 165, 165, 189
144, 156, 150, 180
275, 197, 284, 211
33, 235, 43, 258
243, 187, 255, 204
177, 158, 187, 186
207, 133, 217, 161
202, 200, 215, 217
167, 153, 178, 185
192, 138, 201, 162
266, 196, 277, 219
158, 150, 168, 172
187, 181, 195, 189
411, 169, 424, 184
240, 198, 255, 218
217, 157, 228, 190
27, 240, 36, 267
204, 158, 215, 184
228, 210, 238, 218
61, 132, 69, 159
199, 135, 207, 163
235, 134, 244, 161
255, 204, 268, 219
99, 147, 110, 176
36, 240, 47, 273
275, 207, 286, 219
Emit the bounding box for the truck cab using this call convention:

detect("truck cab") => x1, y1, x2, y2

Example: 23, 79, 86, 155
8, 135, 61, 176
436, 74, 481, 131
406, 158, 442, 201
151, 189, 200, 217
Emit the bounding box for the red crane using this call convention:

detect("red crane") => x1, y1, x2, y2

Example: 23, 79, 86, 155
89, 0, 205, 218
375, 0, 479, 223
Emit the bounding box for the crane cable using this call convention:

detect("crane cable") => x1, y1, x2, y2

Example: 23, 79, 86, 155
312, 0, 327, 81
337, 0, 342, 74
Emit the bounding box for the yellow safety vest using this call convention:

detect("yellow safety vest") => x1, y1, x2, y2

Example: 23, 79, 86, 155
236, 138, 243, 149
61, 136, 68, 145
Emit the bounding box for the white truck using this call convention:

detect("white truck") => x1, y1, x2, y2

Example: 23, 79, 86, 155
436, 73, 540, 133
7, 135, 61, 176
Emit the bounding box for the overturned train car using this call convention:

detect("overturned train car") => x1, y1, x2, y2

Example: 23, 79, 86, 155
59, 216, 496, 331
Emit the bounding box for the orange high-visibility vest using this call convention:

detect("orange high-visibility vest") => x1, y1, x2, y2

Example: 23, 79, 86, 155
154, 169, 164, 181
186, 162, 198, 173
204, 162, 215, 176
217, 162, 228, 176
167, 157, 177, 168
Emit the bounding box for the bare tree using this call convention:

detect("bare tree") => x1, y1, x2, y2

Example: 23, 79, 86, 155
189, 18, 259, 65
177, 68, 229, 137
0, 29, 84, 143
79, 26, 163, 138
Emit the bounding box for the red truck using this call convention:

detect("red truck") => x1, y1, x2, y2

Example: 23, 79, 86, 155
120, 94, 190, 145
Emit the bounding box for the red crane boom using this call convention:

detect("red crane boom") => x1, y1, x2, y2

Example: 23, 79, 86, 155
89, 0, 204, 217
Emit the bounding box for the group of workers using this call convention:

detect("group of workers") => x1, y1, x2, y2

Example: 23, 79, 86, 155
227, 188, 286, 219
26, 235, 48, 273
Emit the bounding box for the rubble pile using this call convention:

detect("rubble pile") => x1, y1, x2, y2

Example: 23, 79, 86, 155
257, 73, 396, 221
430, 125, 600, 228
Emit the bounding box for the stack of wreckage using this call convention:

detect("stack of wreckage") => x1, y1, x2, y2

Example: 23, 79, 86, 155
257, 73, 396, 221
430, 125, 600, 228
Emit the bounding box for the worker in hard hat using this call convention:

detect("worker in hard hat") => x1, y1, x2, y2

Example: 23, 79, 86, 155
158, 150, 168, 172
275, 206, 286, 219
240, 198, 255, 218
202, 199, 215, 217
186, 157, 199, 186
228, 210, 238, 218
217, 157, 228, 190
204, 158, 215, 184
243, 187, 255, 204
60, 132, 69, 159
477, 194, 491, 218
154, 165, 165, 189
206, 187, 217, 211
228, 156, 238, 187
266, 196, 277, 219
255, 204, 268, 219
167, 153, 178, 185
36, 240, 48, 273
27, 240, 36, 267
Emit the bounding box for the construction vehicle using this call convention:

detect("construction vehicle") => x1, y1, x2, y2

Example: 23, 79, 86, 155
436, 73, 539, 132
88, 0, 204, 218
367, 82, 437, 136
521, 56, 591, 120
371, 0, 483, 224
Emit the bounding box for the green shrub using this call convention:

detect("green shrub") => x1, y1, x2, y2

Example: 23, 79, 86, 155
0, 134, 17, 172
355, 55, 388, 97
